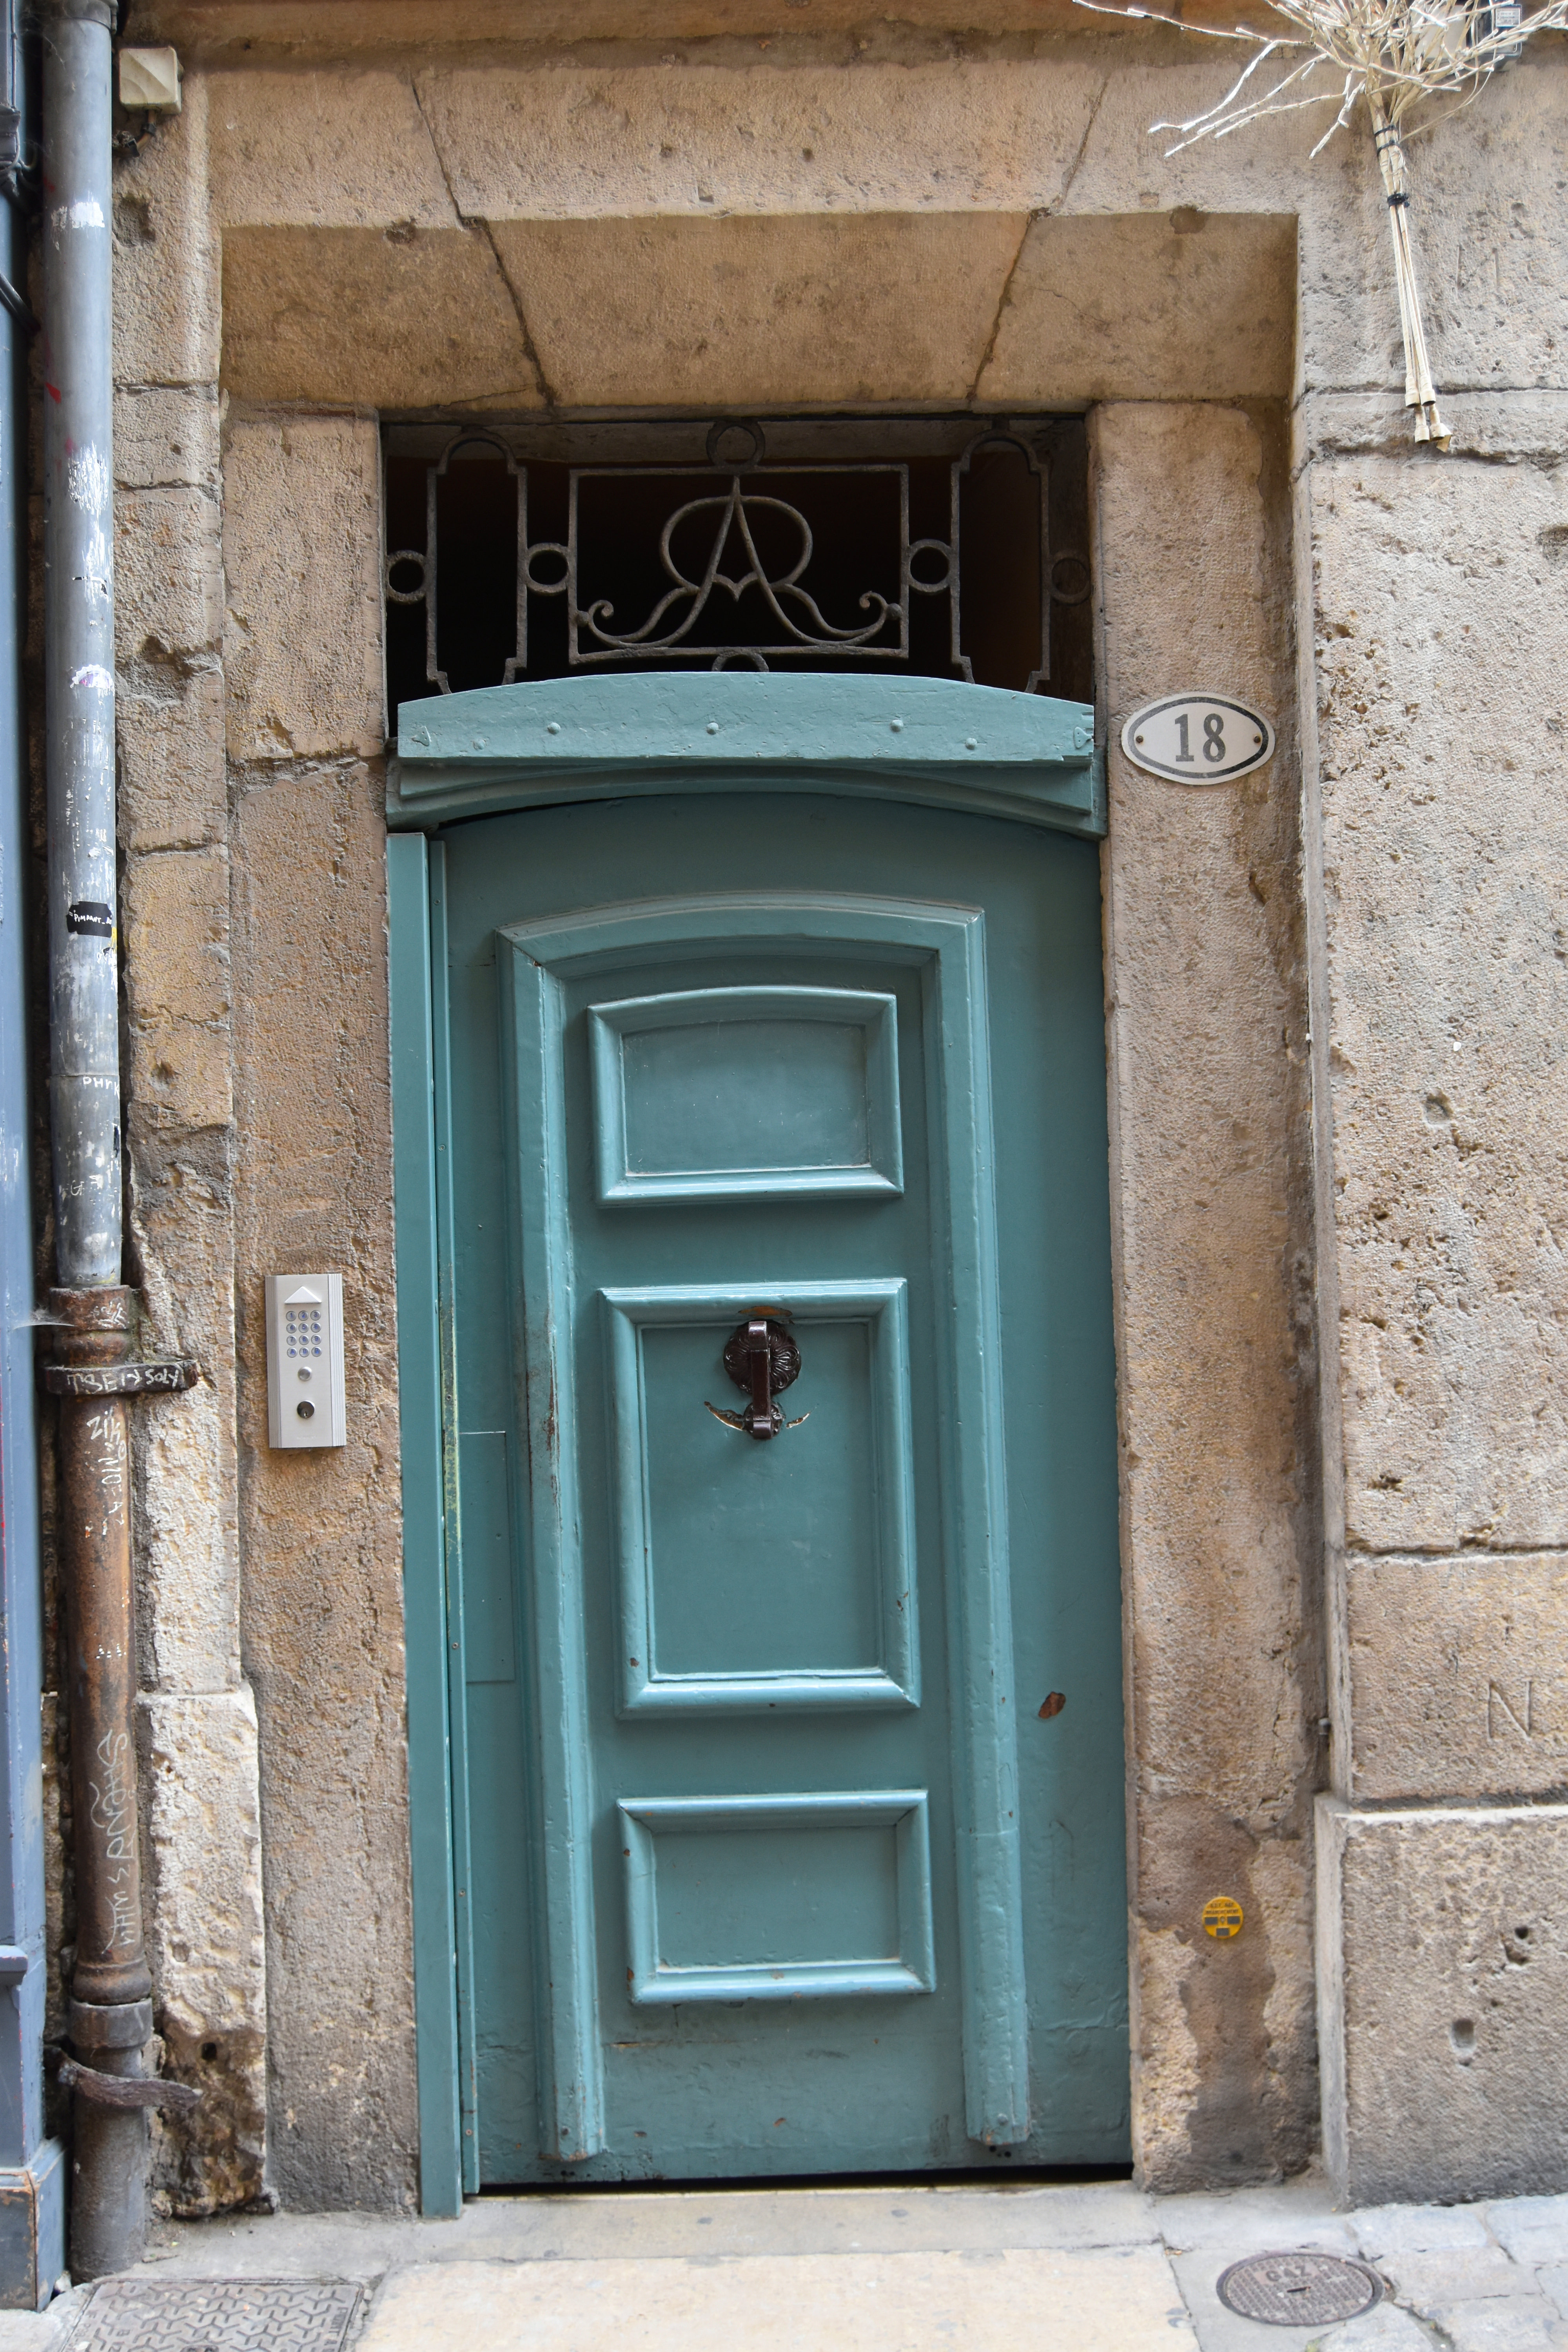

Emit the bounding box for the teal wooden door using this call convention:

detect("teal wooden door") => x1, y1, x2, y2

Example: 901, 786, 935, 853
436, 778, 1126, 2183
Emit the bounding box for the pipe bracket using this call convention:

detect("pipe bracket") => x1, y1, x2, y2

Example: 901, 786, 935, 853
58, 2057, 201, 2113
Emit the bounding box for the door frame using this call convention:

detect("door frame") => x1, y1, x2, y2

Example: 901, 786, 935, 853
386, 672, 1105, 2215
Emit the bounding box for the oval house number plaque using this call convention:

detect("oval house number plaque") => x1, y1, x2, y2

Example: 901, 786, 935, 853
1121, 693, 1275, 785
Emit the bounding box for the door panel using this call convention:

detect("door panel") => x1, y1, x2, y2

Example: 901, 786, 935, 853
619, 1792, 935, 2004
442, 789, 1127, 2182
607, 1281, 918, 1713
590, 986, 903, 1201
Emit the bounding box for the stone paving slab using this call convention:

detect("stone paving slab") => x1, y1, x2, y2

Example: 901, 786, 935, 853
1490, 2197, 1568, 2265
1353, 2203, 1492, 2257
1426, 2299, 1563, 2351
1321, 2310, 1434, 2349
353, 2246, 1199, 2352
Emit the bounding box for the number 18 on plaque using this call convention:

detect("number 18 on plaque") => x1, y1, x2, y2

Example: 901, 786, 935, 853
1120, 693, 1275, 786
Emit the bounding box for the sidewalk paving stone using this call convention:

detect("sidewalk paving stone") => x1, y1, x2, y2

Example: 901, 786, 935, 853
1539, 2264, 1568, 2319
1312, 2308, 1437, 2350
1354, 2204, 1492, 2258
1379, 2250, 1529, 2303
1423, 2296, 1563, 2351
353, 2245, 1200, 2352
1487, 2195, 1568, 2265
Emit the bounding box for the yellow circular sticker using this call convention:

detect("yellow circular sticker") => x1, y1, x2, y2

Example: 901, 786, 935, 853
1202, 1896, 1244, 1941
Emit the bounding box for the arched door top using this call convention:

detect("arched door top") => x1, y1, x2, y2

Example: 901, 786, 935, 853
387, 672, 1103, 839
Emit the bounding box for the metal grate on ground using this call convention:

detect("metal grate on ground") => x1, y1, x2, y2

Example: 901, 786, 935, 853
63, 2277, 363, 2352
1216, 2250, 1384, 2326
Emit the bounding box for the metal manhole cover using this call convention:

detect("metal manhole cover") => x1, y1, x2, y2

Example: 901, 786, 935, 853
1216, 2250, 1383, 2326
65, 2277, 363, 2352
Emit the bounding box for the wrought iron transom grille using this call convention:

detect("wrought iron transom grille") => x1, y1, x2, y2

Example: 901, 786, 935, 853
382, 416, 1091, 722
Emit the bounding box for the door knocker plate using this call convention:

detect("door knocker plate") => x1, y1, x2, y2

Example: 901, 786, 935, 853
706, 1313, 808, 1440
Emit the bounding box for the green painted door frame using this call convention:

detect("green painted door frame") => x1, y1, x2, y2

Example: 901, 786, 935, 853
387, 674, 1112, 2214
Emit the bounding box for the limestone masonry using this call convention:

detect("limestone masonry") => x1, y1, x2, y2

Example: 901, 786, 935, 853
66, 0, 1568, 2216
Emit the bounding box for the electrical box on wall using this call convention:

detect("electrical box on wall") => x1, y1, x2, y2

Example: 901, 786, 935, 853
265, 1274, 346, 1448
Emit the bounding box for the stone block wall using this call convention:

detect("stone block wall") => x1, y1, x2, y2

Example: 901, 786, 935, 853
109, 73, 270, 2217
109, 80, 419, 2214
1300, 404, 1568, 2204
83, 0, 1568, 2210
1094, 399, 1318, 2189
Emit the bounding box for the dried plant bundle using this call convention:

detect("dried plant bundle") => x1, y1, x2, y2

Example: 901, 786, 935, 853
1074, 0, 1568, 445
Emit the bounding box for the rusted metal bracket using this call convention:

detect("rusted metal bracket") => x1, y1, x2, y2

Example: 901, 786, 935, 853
57, 2056, 201, 2114
42, 1358, 197, 1398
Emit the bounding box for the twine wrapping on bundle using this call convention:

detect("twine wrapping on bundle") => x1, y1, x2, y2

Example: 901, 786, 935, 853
1074, 0, 1567, 448
1371, 100, 1448, 443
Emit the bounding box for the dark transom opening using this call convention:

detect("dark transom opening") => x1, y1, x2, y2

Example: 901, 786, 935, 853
382, 414, 1091, 729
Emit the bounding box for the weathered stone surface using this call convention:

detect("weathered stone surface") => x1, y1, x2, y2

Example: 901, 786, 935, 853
111, 70, 220, 389
1423, 2300, 1559, 2352
1381, 2249, 1530, 2303
1094, 402, 1318, 2189
1298, 389, 1568, 467
118, 665, 227, 857
412, 58, 1104, 220
126, 1118, 242, 1698
123, 847, 233, 1133
1307, 456, 1568, 1554
140, 1688, 267, 2217
116, 488, 224, 668
1330, 2310, 1449, 2352
1354, 2202, 1491, 2257
220, 225, 543, 409
1347, 1553, 1568, 1804
1066, 53, 1568, 402
223, 416, 384, 762
1319, 1799, 1568, 2204
230, 757, 416, 2212
194, 39, 1566, 412
981, 213, 1296, 405
1488, 2195, 1568, 2264
115, 387, 221, 492
207, 65, 457, 228
134, 1379, 242, 1694
493, 211, 1025, 410
221, 200, 1305, 414
132, 2, 1259, 50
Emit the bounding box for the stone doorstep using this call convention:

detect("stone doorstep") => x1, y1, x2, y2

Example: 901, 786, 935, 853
1, 2178, 1563, 2352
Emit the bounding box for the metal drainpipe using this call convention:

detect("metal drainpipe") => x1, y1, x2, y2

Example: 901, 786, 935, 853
39, 0, 196, 2280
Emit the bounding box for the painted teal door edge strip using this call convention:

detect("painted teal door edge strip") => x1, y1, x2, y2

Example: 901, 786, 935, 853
428, 846, 483, 2196
498, 937, 608, 2162
927, 904, 1031, 2143
385, 832, 464, 2216
387, 674, 1105, 840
